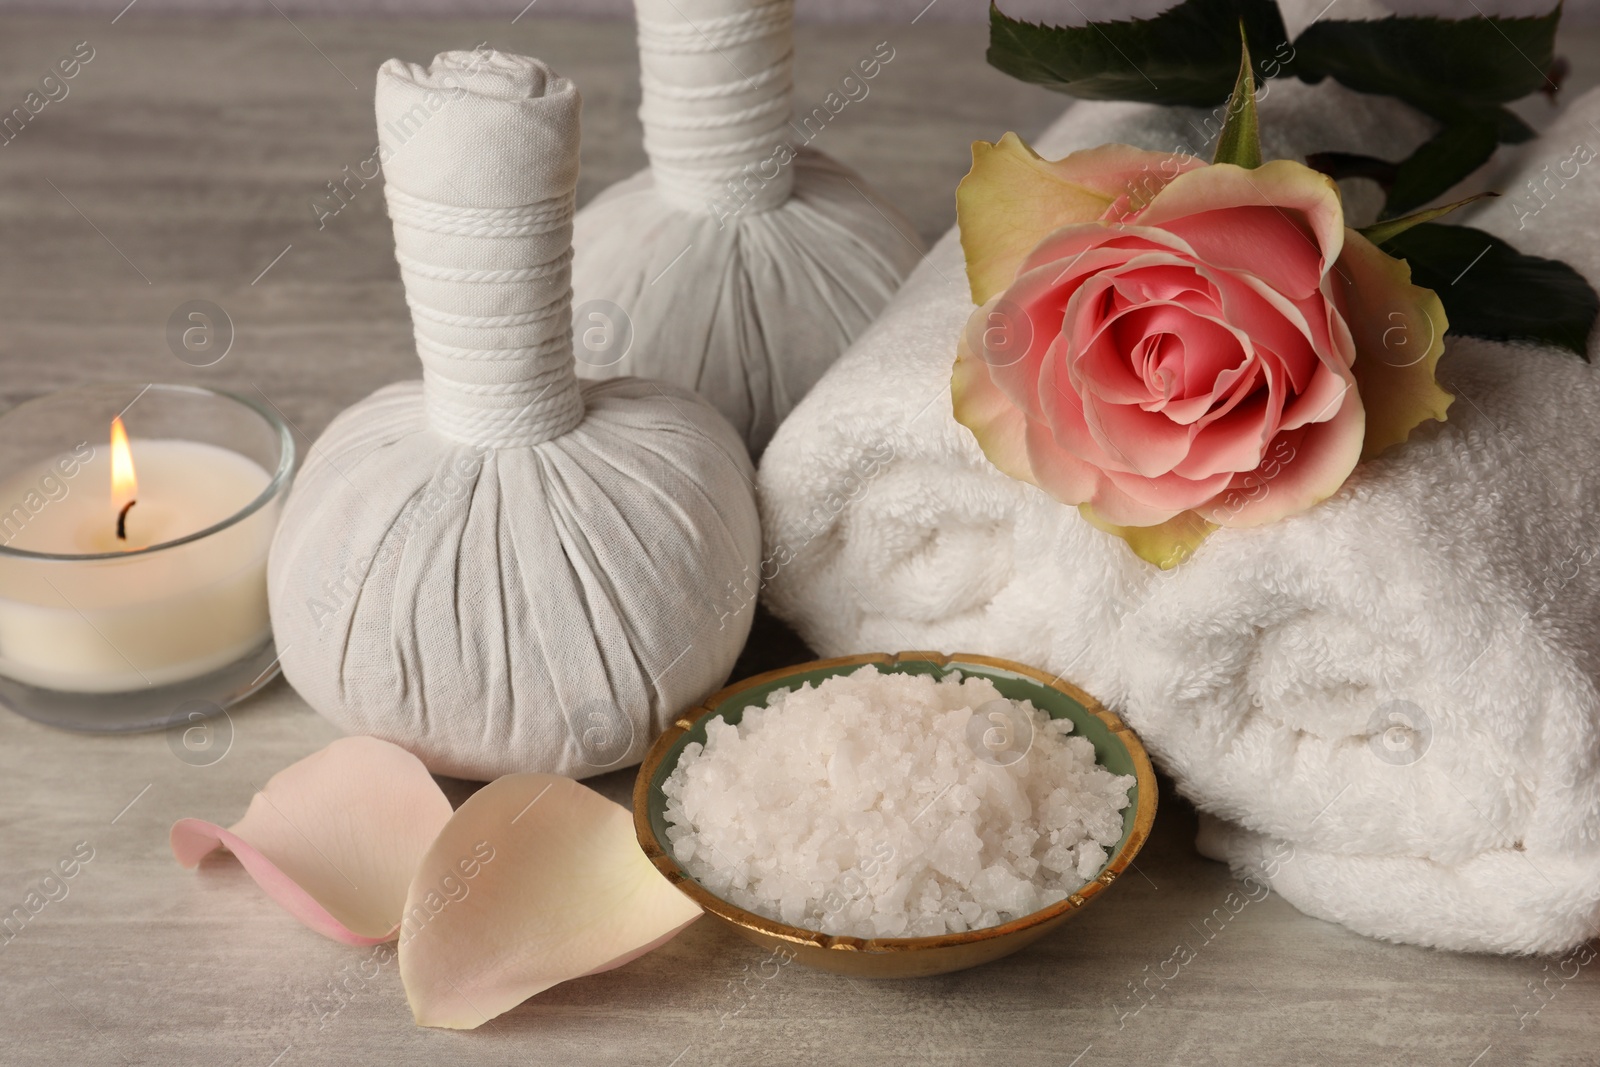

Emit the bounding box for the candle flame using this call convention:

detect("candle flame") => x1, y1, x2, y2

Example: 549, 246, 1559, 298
110, 416, 137, 507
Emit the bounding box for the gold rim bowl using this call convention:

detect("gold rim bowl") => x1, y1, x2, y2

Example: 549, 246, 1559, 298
633, 651, 1159, 978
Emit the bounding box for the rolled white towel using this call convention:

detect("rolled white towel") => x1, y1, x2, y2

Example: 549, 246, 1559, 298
1182, 92, 1600, 953
758, 48, 1600, 949
760, 71, 1435, 700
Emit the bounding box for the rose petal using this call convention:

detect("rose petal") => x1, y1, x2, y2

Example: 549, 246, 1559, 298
1200, 389, 1365, 527
1017, 223, 1196, 282
170, 736, 453, 944
1212, 270, 1329, 394
1098, 461, 1235, 520
952, 324, 1037, 485
1039, 332, 1138, 476
957, 135, 1203, 303
1084, 392, 1194, 478
398, 774, 701, 1029
1175, 390, 1273, 477
1135, 160, 1346, 298
1023, 417, 1195, 524
1333, 227, 1453, 459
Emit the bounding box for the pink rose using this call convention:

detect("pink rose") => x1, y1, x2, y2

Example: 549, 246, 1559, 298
953, 135, 1452, 564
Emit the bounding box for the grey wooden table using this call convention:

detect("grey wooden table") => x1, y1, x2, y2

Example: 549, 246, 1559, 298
0, 11, 1596, 1066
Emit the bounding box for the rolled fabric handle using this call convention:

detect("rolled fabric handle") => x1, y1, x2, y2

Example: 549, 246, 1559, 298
636, 0, 795, 215
376, 50, 585, 448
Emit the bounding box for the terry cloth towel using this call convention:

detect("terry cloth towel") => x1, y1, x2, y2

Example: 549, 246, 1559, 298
757, 52, 1600, 951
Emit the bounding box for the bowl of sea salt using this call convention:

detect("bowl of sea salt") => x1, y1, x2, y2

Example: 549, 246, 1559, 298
633, 652, 1157, 978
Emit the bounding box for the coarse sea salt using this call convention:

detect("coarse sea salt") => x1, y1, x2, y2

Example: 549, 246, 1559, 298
661, 666, 1135, 938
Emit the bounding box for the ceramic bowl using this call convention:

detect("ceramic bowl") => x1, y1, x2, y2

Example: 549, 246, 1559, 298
633, 651, 1158, 978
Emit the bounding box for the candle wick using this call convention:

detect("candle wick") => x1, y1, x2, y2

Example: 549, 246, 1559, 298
116, 500, 136, 541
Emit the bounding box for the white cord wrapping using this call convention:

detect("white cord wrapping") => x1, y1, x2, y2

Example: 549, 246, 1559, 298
386, 184, 586, 449
636, 0, 795, 214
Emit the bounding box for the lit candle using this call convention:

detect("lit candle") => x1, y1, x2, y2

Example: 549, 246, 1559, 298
0, 391, 289, 696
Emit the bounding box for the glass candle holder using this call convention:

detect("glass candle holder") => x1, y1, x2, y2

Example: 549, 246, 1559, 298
0, 383, 294, 732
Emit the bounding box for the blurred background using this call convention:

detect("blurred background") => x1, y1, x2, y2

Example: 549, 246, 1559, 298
0, 0, 1590, 21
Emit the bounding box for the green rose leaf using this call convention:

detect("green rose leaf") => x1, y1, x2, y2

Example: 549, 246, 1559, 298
1295, 9, 1557, 219
986, 0, 1293, 107
1293, 7, 1561, 125
1380, 222, 1598, 359
1381, 119, 1500, 218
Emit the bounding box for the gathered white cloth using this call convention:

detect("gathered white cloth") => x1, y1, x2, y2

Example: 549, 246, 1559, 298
569, 0, 924, 456
268, 50, 762, 782
758, 51, 1600, 949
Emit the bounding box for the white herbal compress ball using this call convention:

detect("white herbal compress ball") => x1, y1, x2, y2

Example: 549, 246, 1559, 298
267, 51, 761, 781
570, 0, 925, 455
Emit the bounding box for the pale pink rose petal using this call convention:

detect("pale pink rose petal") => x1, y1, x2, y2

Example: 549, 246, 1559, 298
1085, 391, 1193, 478
1017, 223, 1196, 280
1211, 271, 1328, 392
1133, 161, 1346, 298
1098, 460, 1235, 519
978, 257, 1099, 420
1216, 273, 1359, 435
958, 136, 1203, 303
1040, 329, 1139, 476
1293, 285, 1339, 358
1132, 331, 1185, 408
952, 325, 1037, 485
1161, 206, 1327, 299
1109, 302, 1240, 401
1173, 391, 1275, 478
398, 774, 702, 1029
1030, 317, 1239, 523
1038, 334, 1237, 522
170, 736, 454, 944
1107, 262, 1211, 308
1277, 353, 1358, 433
1070, 276, 1177, 405
1072, 301, 1216, 477
1163, 356, 1260, 429
1200, 390, 1366, 527
1086, 299, 1253, 427
1024, 418, 1181, 524
1083, 324, 1162, 408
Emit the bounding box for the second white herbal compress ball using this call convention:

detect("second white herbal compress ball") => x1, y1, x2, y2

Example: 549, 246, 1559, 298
267, 51, 762, 781
570, 0, 925, 455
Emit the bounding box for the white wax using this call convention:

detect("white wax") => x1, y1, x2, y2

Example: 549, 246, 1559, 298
0, 438, 277, 693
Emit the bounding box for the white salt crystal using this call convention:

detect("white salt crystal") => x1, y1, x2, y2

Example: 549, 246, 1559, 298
663, 666, 1134, 937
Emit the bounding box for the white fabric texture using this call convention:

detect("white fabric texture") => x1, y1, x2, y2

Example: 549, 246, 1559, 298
569, 0, 925, 456
268, 51, 762, 782
757, 61, 1600, 950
